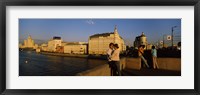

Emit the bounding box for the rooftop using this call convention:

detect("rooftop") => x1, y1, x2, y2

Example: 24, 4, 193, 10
64, 42, 88, 45
90, 32, 114, 38
53, 36, 61, 40
90, 32, 123, 39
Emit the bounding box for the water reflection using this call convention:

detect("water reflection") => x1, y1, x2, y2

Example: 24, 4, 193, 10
19, 51, 106, 76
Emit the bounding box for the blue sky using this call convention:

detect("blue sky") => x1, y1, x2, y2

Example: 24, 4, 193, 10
19, 19, 181, 46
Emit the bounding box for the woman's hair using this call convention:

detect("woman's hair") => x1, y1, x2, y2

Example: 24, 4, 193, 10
109, 43, 114, 47
152, 45, 155, 49
114, 44, 119, 48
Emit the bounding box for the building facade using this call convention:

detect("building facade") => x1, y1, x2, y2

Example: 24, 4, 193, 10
64, 42, 87, 54
19, 35, 38, 49
88, 26, 126, 55
134, 32, 148, 49
40, 43, 48, 51
56, 46, 64, 53
47, 37, 62, 52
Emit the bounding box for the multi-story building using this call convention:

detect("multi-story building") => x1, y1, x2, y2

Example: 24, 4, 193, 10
134, 32, 148, 49
47, 36, 62, 52
41, 43, 48, 51
88, 26, 126, 55
24, 35, 35, 48
56, 46, 64, 53
19, 35, 38, 49
64, 42, 87, 54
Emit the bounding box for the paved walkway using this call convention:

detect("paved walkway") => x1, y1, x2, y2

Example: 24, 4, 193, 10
122, 68, 181, 76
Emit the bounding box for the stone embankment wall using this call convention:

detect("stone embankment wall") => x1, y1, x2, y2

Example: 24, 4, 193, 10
77, 57, 181, 76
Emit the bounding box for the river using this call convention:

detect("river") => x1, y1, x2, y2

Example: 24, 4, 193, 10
19, 51, 107, 76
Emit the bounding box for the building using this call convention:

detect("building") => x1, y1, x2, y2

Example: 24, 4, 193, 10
24, 35, 35, 48
19, 43, 23, 48
33, 44, 39, 49
134, 32, 148, 49
19, 35, 38, 49
47, 36, 62, 52
88, 25, 126, 55
146, 44, 153, 50
64, 42, 87, 54
61, 42, 67, 46
36, 48, 41, 53
56, 46, 64, 53
40, 43, 48, 51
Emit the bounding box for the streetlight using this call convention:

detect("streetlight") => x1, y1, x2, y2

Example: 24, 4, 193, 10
172, 26, 177, 47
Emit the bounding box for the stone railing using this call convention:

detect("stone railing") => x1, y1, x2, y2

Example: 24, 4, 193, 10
124, 57, 181, 71
76, 58, 126, 76
157, 58, 181, 71
76, 64, 111, 76
76, 57, 181, 76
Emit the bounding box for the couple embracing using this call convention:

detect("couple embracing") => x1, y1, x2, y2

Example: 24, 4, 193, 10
107, 43, 121, 76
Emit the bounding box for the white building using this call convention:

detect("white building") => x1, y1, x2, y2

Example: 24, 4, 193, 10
19, 35, 38, 49
64, 42, 87, 54
24, 35, 35, 48
88, 25, 126, 55
47, 37, 62, 52
41, 43, 48, 51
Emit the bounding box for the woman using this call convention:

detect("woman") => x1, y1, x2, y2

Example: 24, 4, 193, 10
151, 46, 159, 69
106, 43, 114, 75
111, 44, 121, 76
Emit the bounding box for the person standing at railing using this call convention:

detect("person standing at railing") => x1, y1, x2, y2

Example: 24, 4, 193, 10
151, 45, 159, 69
111, 44, 121, 76
138, 45, 149, 68
106, 43, 114, 76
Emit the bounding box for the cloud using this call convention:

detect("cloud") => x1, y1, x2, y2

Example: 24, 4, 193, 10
86, 19, 95, 25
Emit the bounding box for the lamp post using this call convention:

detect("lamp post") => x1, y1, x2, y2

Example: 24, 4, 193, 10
171, 26, 177, 47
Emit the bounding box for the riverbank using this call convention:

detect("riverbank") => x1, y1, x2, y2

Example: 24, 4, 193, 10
39, 52, 107, 60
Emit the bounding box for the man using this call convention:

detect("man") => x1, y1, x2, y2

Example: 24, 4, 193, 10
138, 45, 149, 68
107, 43, 114, 75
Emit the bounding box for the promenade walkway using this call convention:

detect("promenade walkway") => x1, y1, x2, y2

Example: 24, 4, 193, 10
122, 68, 181, 76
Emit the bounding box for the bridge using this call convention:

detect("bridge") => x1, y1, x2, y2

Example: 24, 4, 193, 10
122, 68, 180, 76
77, 57, 181, 76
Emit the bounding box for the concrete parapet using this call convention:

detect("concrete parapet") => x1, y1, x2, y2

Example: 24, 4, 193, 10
157, 58, 181, 71
76, 58, 126, 76
125, 57, 141, 70
76, 57, 181, 76
120, 58, 126, 70
76, 64, 111, 76
125, 57, 181, 71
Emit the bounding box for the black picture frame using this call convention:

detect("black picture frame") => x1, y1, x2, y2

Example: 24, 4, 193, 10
0, 0, 199, 95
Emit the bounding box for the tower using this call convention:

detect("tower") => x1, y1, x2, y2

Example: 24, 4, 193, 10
114, 25, 118, 34
27, 35, 34, 47
114, 25, 118, 43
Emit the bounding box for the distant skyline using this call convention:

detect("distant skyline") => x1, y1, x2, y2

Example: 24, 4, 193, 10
19, 19, 181, 46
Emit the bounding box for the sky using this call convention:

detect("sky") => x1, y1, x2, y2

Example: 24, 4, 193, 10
19, 19, 181, 46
